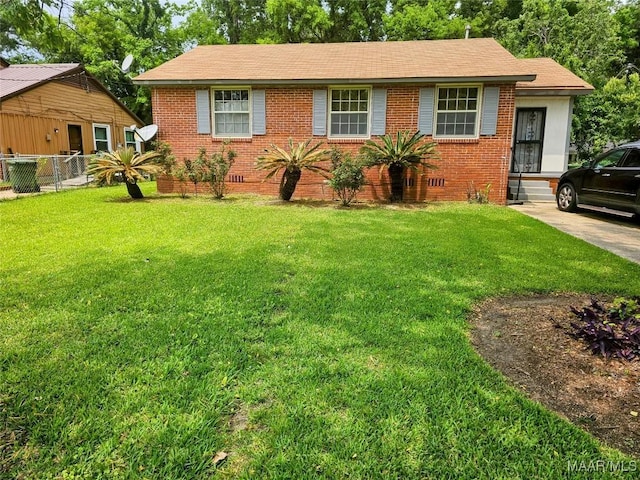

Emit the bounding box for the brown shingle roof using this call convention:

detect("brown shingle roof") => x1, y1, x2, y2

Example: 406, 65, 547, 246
516, 58, 593, 95
134, 38, 537, 85
0, 63, 81, 98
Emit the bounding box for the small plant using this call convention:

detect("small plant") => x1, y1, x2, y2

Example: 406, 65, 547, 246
466, 182, 492, 204
328, 149, 367, 206
567, 298, 640, 361
197, 143, 237, 199
256, 139, 330, 201
87, 147, 162, 199
152, 141, 176, 175
173, 158, 206, 198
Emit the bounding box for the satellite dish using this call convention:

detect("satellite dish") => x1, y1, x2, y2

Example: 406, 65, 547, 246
132, 124, 158, 142
121, 54, 134, 73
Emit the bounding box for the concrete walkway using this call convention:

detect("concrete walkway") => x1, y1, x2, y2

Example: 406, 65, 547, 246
510, 202, 640, 265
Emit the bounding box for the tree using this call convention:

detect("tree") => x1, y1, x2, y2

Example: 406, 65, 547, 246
256, 139, 330, 201
496, 0, 624, 87
385, 1, 467, 41
615, 0, 640, 70
360, 131, 438, 203
88, 147, 162, 199
573, 74, 640, 160
0, 0, 189, 123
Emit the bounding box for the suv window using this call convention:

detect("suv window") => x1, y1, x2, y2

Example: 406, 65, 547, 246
592, 149, 626, 169
622, 149, 640, 167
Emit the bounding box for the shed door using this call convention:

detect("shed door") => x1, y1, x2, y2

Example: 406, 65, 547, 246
511, 108, 546, 173
68, 125, 83, 154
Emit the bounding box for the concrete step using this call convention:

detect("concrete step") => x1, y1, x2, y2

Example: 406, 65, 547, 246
510, 192, 556, 202
508, 179, 552, 189
508, 179, 554, 202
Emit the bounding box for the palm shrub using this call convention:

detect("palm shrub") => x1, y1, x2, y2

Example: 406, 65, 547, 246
360, 131, 438, 202
256, 139, 330, 201
88, 147, 161, 199
328, 149, 367, 206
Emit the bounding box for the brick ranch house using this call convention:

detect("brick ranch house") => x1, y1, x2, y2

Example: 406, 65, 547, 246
133, 38, 593, 203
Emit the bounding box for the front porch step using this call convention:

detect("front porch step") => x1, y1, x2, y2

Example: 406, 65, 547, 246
508, 179, 555, 202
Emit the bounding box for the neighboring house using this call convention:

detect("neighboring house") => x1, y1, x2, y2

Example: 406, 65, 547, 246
0, 61, 143, 157
133, 38, 592, 203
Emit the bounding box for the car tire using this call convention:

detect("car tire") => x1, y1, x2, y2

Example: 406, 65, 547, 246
557, 183, 578, 212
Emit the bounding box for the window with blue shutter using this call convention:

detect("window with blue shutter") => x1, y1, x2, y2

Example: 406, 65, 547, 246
313, 89, 327, 136
480, 87, 500, 136
252, 89, 266, 135
418, 88, 435, 135
370, 89, 387, 136
195, 90, 211, 134
434, 86, 481, 138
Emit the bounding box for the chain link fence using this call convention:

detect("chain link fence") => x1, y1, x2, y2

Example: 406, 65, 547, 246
0, 154, 94, 194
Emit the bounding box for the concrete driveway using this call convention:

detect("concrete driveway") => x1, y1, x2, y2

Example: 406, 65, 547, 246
510, 202, 640, 265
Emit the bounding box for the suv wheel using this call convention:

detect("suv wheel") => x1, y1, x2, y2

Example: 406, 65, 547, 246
557, 183, 577, 212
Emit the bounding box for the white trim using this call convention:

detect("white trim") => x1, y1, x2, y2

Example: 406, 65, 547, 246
92, 123, 112, 153
434, 84, 482, 139
327, 86, 371, 139
212, 87, 252, 138
124, 127, 142, 152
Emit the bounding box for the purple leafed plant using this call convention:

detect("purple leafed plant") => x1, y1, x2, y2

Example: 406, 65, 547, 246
568, 298, 640, 361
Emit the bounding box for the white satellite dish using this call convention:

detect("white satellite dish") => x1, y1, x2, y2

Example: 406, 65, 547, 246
131, 124, 158, 142
121, 54, 134, 73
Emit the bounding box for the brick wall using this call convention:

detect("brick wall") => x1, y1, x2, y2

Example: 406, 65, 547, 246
151, 84, 515, 203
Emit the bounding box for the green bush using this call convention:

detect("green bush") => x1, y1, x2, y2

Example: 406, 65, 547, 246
328, 149, 367, 206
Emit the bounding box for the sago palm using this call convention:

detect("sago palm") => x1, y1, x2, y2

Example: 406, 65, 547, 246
360, 131, 438, 202
256, 139, 330, 201
88, 147, 162, 199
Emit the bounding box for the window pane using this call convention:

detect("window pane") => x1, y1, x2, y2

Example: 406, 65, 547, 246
95, 127, 107, 141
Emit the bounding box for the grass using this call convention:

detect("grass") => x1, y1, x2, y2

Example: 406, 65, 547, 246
1, 183, 639, 479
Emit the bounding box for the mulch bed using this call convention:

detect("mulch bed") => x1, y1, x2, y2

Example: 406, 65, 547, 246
469, 293, 640, 458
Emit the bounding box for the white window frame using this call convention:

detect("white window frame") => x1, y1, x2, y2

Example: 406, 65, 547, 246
92, 123, 112, 153
434, 84, 482, 139
123, 127, 142, 153
212, 87, 252, 138
328, 86, 371, 139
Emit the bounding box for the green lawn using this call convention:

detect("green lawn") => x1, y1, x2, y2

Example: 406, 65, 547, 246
1, 184, 638, 479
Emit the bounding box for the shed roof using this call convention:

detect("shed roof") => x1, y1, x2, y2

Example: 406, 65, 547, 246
0, 63, 81, 98
0, 63, 143, 124
516, 58, 593, 95
134, 38, 537, 85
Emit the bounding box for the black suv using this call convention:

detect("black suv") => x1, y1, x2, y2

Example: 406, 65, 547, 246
556, 141, 640, 217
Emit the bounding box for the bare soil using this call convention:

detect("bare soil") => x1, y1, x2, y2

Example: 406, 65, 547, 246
469, 293, 640, 458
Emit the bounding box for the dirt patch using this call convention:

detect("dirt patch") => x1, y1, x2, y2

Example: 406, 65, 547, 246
470, 293, 640, 458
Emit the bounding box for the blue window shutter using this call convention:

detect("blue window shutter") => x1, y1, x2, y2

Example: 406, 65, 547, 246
196, 89, 211, 134
252, 89, 266, 135
418, 88, 435, 135
370, 89, 387, 136
480, 87, 500, 135
313, 89, 327, 136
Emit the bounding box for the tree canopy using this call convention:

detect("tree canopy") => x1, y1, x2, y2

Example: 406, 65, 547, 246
1, 0, 639, 155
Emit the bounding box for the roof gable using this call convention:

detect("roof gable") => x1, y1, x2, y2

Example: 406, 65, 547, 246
0, 63, 143, 124
0, 63, 81, 99
134, 38, 537, 85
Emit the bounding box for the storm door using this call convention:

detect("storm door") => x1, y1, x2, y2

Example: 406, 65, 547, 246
511, 108, 546, 173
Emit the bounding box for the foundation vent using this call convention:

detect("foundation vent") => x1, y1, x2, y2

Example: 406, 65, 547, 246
228, 175, 244, 183
427, 178, 446, 188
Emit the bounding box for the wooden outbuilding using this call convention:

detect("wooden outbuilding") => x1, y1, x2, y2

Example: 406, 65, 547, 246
0, 61, 143, 157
